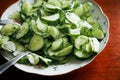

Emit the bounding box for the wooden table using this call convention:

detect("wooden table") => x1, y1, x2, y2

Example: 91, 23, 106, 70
0, 0, 120, 80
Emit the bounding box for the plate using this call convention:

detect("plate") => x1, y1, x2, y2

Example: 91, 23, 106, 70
0, 0, 109, 76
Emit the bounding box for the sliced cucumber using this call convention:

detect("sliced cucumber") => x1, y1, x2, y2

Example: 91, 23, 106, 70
73, 4, 84, 16
55, 45, 73, 57
69, 28, 81, 35
75, 35, 89, 49
27, 54, 39, 65
48, 0, 61, 8
21, 0, 32, 14
60, 0, 71, 9
89, 38, 100, 52
83, 43, 92, 53
19, 36, 31, 44
44, 3, 61, 12
31, 20, 42, 35
59, 11, 66, 23
1, 41, 16, 52
1, 23, 19, 36
28, 34, 44, 51
0, 36, 9, 45
15, 22, 29, 39
66, 12, 80, 27
48, 26, 60, 39
80, 21, 92, 29
74, 49, 92, 59
38, 55, 52, 65
92, 29, 104, 39
62, 38, 70, 48
33, 0, 43, 7
36, 18, 47, 32
51, 38, 63, 51
14, 41, 25, 52
41, 13, 59, 23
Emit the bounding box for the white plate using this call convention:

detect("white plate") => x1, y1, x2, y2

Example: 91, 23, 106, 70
0, 0, 109, 76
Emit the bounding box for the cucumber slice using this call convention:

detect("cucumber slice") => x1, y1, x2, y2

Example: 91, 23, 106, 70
48, 26, 60, 39
89, 38, 100, 52
66, 12, 80, 27
36, 18, 47, 32
55, 45, 73, 57
27, 54, 39, 65
73, 4, 84, 16
38, 55, 52, 65
51, 38, 63, 51
92, 29, 104, 39
28, 34, 44, 51
44, 3, 61, 12
33, 0, 43, 7
48, 0, 61, 7
61, 0, 71, 9
15, 22, 29, 39
31, 20, 42, 35
14, 41, 25, 52
75, 35, 89, 49
84, 43, 92, 53
31, 20, 49, 38
80, 21, 92, 29
1, 23, 19, 36
69, 28, 81, 35
19, 36, 31, 43
21, 0, 32, 14
59, 11, 66, 23
0, 36, 9, 45
41, 13, 59, 23
74, 49, 92, 59
1, 41, 16, 52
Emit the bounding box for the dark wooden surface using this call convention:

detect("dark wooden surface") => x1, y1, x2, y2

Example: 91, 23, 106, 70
0, 0, 120, 80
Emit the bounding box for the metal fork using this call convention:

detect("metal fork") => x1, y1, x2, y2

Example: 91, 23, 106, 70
0, 51, 30, 74
0, 20, 13, 25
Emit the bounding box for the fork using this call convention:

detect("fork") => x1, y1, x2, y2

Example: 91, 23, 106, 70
0, 20, 13, 25
0, 51, 30, 74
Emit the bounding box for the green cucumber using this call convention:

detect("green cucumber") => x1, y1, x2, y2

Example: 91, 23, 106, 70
75, 35, 89, 49
66, 12, 80, 27
48, 26, 60, 39
36, 18, 47, 32
33, 0, 43, 7
21, 0, 32, 14
44, 3, 61, 12
69, 28, 81, 35
55, 45, 73, 57
89, 38, 100, 52
74, 49, 92, 59
41, 13, 59, 23
27, 54, 39, 65
92, 29, 104, 39
1, 41, 16, 52
61, 0, 71, 9
51, 38, 63, 51
48, 0, 61, 8
1, 23, 19, 36
14, 41, 25, 52
28, 34, 44, 51
31, 20, 42, 35
15, 22, 29, 39
73, 4, 84, 16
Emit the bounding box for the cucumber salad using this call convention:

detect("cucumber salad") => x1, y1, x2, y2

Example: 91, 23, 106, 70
0, 0, 105, 66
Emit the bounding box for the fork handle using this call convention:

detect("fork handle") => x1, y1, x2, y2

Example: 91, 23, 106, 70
0, 20, 12, 25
